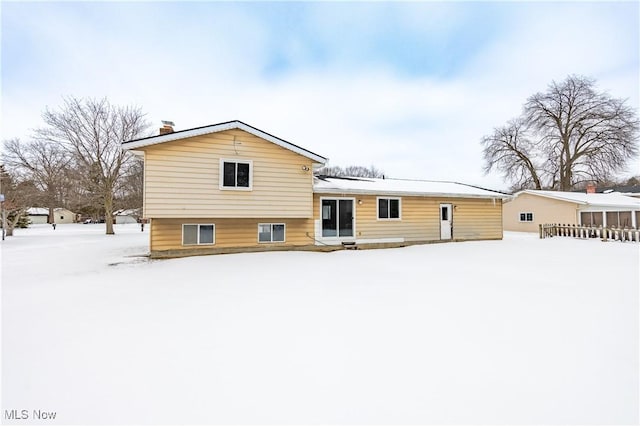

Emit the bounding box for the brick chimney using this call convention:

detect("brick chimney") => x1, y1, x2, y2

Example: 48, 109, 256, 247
159, 120, 175, 135
586, 183, 596, 194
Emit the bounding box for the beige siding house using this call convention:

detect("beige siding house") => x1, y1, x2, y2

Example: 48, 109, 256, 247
123, 120, 509, 258
27, 207, 76, 224
504, 190, 640, 232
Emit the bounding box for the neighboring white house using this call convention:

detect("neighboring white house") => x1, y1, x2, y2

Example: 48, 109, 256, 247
26, 207, 49, 224
114, 209, 140, 224
504, 190, 640, 232
27, 207, 77, 224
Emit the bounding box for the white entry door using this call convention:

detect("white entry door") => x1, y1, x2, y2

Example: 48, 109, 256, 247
440, 204, 452, 240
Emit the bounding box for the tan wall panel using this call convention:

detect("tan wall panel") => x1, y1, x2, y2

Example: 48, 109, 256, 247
503, 193, 578, 232
141, 129, 315, 218
150, 217, 315, 252
451, 198, 503, 240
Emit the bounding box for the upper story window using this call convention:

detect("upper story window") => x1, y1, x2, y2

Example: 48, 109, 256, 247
378, 197, 401, 220
519, 212, 534, 222
220, 159, 252, 190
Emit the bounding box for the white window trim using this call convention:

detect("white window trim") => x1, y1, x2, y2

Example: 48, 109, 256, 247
182, 223, 216, 246
519, 212, 534, 222
377, 197, 402, 221
258, 223, 286, 243
219, 159, 253, 191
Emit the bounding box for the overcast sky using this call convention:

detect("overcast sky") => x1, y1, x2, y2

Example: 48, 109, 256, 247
2, 1, 638, 190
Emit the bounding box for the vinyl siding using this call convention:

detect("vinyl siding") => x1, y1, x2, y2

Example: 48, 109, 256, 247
314, 194, 502, 241
141, 129, 315, 218
150, 218, 315, 252
503, 193, 578, 232
452, 198, 503, 240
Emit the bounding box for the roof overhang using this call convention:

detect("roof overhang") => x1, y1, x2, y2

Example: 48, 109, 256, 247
515, 190, 640, 209
122, 120, 328, 164
314, 187, 510, 199
513, 190, 587, 205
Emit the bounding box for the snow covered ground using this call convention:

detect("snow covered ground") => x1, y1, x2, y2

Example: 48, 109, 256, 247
2, 224, 638, 424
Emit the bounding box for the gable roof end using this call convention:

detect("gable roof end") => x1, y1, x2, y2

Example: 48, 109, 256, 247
121, 120, 328, 164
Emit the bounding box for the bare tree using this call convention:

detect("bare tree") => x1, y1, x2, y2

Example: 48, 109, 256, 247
2, 138, 72, 223
114, 156, 144, 211
481, 119, 543, 191
316, 164, 385, 178
482, 75, 639, 191
0, 165, 40, 237
36, 97, 150, 234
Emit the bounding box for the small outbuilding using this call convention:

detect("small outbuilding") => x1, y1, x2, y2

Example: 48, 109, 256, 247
53, 208, 76, 224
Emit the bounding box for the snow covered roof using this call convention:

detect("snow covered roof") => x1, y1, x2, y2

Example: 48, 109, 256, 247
114, 209, 140, 216
314, 176, 510, 199
27, 207, 75, 215
516, 190, 640, 209
27, 207, 49, 215
122, 120, 328, 164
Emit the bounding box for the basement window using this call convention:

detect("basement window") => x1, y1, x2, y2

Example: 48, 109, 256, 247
183, 224, 215, 245
519, 212, 534, 222
258, 223, 285, 243
220, 159, 252, 190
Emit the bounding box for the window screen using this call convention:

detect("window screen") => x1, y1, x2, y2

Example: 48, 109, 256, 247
183, 225, 198, 245
183, 224, 215, 245
258, 223, 285, 243
258, 224, 271, 242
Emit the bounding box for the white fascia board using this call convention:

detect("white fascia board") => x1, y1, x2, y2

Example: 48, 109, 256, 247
579, 203, 640, 210
122, 126, 221, 149
313, 187, 510, 200
233, 122, 327, 164
122, 121, 327, 164
520, 190, 587, 205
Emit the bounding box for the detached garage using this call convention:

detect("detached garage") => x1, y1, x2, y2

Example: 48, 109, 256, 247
503, 190, 640, 232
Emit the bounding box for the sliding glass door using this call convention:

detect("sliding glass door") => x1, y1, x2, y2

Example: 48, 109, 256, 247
321, 199, 354, 238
